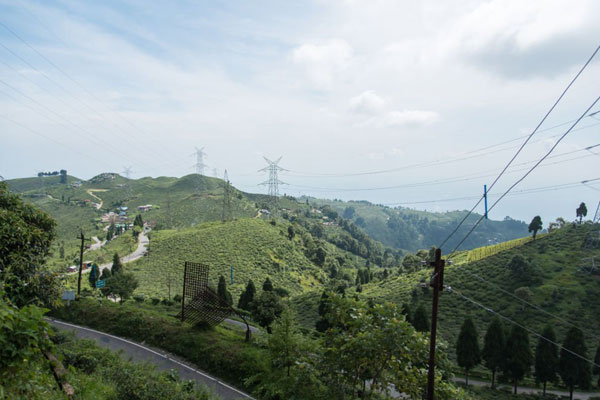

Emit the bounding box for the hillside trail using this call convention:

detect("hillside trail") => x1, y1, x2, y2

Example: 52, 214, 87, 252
86, 188, 107, 210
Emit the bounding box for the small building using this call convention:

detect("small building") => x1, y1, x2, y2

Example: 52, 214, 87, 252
120, 206, 128, 211
137, 204, 153, 212
259, 209, 270, 215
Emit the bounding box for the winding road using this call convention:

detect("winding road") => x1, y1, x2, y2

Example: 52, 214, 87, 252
48, 319, 254, 400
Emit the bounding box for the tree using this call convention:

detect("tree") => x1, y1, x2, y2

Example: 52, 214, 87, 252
456, 318, 480, 385
106, 271, 138, 305
251, 291, 283, 333
217, 275, 233, 306
343, 206, 356, 219
59, 169, 67, 184
528, 216, 543, 239
132, 225, 142, 239
315, 290, 331, 332
401, 303, 412, 324
0, 182, 59, 307
514, 287, 532, 309
287, 225, 295, 240
482, 317, 505, 389
559, 327, 591, 400
111, 253, 123, 274
99, 267, 111, 281
262, 277, 273, 292
504, 324, 532, 394
576, 202, 588, 224
534, 325, 558, 397
412, 303, 429, 333
593, 343, 600, 387
134, 214, 144, 228
88, 263, 99, 289
237, 279, 255, 311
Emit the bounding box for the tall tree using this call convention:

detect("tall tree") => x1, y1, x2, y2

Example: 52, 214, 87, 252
528, 216, 543, 239
134, 214, 144, 228
559, 327, 591, 400
287, 225, 295, 240
88, 263, 99, 289
412, 303, 430, 333
315, 290, 331, 332
482, 317, 505, 389
456, 318, 481, 385
504, 324, 532, 394
111, 252, 123, 275
534, 325, 559, 396
262, 277, 274, 292
217, 275, 233, 306
106, 271, 138, 305
576, 202, 588, 224
237, 279, 255, 311
252, 291, 283, 333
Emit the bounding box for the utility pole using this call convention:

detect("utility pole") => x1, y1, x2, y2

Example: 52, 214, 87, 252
259, 156, 286, 212
483, 184, 488, 219
427, 248, 445, 400
76, 230, 91, 296
222, 169, 232, 222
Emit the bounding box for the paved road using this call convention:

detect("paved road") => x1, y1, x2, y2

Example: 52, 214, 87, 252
452, 377, 600, 399
48, 319, 254, 400
225, 318, 259, 333
88, 236, 106, 251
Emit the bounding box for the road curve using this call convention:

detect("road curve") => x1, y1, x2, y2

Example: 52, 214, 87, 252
48, 319, 255, 400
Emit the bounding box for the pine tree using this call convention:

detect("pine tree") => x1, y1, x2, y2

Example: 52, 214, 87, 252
482, 317, 505, 389
456, 318, 480, 385
263, 277, 274, 292
238, 279, 255, 311
217, 275, 233, 306
134, 214, 144, 228
412, 304, 429, 333
111, 253, 123, 274
315, 290, 330, 332
560, 327, 591, 400
535, 325, 559, 397
504, 324, 532, 394
88, 263, 99, 289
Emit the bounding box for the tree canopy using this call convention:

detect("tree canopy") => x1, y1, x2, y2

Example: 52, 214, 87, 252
456, 318, 480, 384
534, 325, 558, 396
528, 216, 543, 239
482, 317, 505, 389
559, 327, 591, 400
576, 202, 588, 223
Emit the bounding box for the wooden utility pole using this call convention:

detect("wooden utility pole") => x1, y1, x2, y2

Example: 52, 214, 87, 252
427, 248, 445, 400
76, 230, 90, 296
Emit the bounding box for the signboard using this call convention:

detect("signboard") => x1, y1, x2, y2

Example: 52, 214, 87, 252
61, 290, 75, 301
96, 279, 106, 288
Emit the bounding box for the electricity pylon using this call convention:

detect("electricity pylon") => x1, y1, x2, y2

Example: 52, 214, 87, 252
259, 156, 286, 211
222, 169, 232, 222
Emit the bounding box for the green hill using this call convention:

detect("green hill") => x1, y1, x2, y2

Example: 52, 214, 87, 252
309, 197, 529, 253
128, 218, 332, 300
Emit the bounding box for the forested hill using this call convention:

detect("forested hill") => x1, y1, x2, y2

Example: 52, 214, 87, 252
308, 197, 529, 252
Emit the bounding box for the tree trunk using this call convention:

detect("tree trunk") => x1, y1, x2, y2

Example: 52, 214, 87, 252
570, 385, 574, 400
465, 368, 469, 385
513, 379, 517, 395
543, 381, 546, 397
491, 370, 496, 389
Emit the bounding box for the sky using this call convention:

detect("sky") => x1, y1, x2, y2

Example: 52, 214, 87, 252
1, 0, 600, 224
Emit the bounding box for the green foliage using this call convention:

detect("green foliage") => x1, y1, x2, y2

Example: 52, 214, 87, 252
594, 343, 600, 387
252, 291, 283, 333
262, 277, 274, 292
134, 214, 144, 228
217, 275, 233, 306
528, 216, 543, 239
0, 295, 54, 399
0, 182, 59, 307
576, 202, 587, 223
482, 317, 505, 388
237, 279, 255, 311
534, 325, 558, 394
412, 303, 430, 333
111, 252, 123, 275
88, 263, 99, 289
456, 318, 480, 382
559, 327, 591, 395
504, 324, 532, 392
105, 271, 138, 304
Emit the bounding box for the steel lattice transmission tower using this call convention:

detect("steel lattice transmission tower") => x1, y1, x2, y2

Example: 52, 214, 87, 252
123, 166, 133, 199
222, 169, 232, 222
194, 147, 207, 176
259, 156, 286, 208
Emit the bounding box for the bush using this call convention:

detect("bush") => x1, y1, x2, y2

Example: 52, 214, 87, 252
134, 294, 146, 303
151, 297, 161, 305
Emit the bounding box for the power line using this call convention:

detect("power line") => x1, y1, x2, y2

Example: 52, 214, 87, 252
438, 41, 600, 249
448, 95, 600, 256
448, 286, 600, 369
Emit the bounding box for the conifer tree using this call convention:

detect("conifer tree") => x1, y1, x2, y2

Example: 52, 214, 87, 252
560, 327, 591, 400
238, 279, 255, 311
111, 253, 123, 274
218, 275, 233, 306
134, 214, 144, 228
88, 263, 99, 289
412, 303, 429, 333
482, 317, 505, 389
262, 277, 273, 292
504, 324, 532, 394
594, 343, 600, 387
315, 290, 330, 332
534, 325, 559, 397
456, 318, 480, 385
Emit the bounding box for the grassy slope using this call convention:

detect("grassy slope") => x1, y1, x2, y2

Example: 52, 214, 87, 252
129, 218, 328, 300
310, 197, 529, 252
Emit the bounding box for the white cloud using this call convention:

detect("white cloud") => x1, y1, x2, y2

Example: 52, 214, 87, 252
349, 90, 386, 114
291, 39, 353, 88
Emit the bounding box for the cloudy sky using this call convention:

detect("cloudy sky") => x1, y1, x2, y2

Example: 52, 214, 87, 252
1, 0, 599, 223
